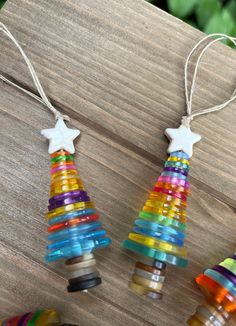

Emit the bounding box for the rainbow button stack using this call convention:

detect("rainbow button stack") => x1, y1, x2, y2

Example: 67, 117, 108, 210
0, 309, 61, 326
123, 151, 189, 299
188, 254, 236, 325
45, 150, 111, 292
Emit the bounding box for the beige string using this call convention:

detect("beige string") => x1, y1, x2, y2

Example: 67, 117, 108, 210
0, 23, 235, 125
0, 22, 70, 121
182, 33, 236, 127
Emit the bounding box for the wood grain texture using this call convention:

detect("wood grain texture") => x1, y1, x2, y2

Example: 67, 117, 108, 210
0, 1, 236, 325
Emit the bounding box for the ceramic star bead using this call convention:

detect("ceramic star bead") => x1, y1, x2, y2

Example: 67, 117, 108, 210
165, 125, 201, 158
41, 118, 80, 154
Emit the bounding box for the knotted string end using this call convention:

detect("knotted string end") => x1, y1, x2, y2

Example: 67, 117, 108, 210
181, 115, 193, 128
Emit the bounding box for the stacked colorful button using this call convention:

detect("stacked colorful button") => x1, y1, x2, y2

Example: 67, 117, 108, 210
0, 309, 65, 326
122, 151, 189, 299
45, 150, 111, 292
188, 254, 236, 325
129, 259, 166, 300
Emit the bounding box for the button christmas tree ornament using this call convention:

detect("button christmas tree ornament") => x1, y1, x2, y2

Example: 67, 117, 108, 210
41, 120, 111, 292
122, 33, 236, 300
187, 253, 236, 325
0, 22, 111, 293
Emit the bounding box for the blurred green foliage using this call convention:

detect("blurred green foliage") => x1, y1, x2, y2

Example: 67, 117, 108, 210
147, 0, 236, 40
0, 0, 6, 9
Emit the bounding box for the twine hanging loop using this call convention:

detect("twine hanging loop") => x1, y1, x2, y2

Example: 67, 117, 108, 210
0, 22, 70, 122
183, 33, 236, 126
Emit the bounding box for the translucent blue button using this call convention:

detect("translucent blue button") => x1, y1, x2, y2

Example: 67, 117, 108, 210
169, 151, 189, 159
133, 226, 184, 246
205, 269, 236, 296
48, 209, 95, 225
48, 221, 102, 241
134, 219, 186, 239
122, 239, 188, 268
45, 237, 111, 262
161, 171, 188, 180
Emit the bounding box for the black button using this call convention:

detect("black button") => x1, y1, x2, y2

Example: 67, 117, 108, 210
68, 272, 100, 285
67, 277, 102, 292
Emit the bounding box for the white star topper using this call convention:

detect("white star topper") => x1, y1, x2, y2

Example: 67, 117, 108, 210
41, 118, 80, 154
165, 124, 201, 158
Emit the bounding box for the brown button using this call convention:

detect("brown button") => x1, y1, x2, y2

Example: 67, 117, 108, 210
132, 275, 163, 291
136, 262, 165, 275
134, 268, 165, 283
66, 256, 83, 265
67, 266, 97, 279
65, 253, 94, 265
65, 259, 96, 271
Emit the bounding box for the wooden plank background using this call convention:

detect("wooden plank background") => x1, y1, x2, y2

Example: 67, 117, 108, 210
0, 0, 236, 325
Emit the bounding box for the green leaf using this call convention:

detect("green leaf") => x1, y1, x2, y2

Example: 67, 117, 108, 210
204, 9, 235, 36
226, 0, 236, 21
184, 19, 198, 29
196, 0, 221, 29
228, 24, 236, 48
0, 0, 6, 9
167, 0, 198, 19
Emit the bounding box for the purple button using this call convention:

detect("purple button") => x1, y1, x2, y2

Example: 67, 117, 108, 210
19, 313, 32, 326
48, 196, 90, 211
212, 265, 236, 286
49, 190, 88, 204
164, 167, 188, 176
